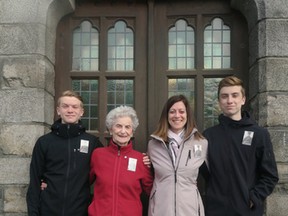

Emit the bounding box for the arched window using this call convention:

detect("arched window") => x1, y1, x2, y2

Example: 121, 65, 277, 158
107, 20, 134, 71
204, 18, 231, 69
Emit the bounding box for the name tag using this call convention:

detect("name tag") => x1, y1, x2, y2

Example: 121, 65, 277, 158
128, 158, 137, 172
242, 131, 254, 146
80, 140, 89, 153
194, 144, 202, 158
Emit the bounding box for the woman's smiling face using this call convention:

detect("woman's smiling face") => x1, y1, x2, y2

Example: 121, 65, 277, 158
168, 101, 187, 134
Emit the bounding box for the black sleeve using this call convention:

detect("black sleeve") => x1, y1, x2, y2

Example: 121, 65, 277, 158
26, 138, 46, 216
249, 129, 279, 207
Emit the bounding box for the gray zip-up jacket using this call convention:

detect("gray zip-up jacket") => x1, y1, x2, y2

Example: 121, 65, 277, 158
147, 129, 208, 216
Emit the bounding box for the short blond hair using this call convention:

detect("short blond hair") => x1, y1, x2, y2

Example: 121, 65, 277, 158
57, 90, 84, 108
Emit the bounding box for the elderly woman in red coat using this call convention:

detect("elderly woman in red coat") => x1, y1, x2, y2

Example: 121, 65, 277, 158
89, 106, 153, 216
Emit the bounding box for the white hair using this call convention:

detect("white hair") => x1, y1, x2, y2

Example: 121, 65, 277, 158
105, 106, 139, 132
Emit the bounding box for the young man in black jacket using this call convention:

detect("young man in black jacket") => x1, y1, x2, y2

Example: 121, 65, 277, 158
203, 76, 279, 216
26, 90, 103, 216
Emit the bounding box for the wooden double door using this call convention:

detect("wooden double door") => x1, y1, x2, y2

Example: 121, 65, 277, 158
55, 0, 248, 152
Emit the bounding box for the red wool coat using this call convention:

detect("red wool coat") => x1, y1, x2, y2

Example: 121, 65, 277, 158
89, 140, 153, 216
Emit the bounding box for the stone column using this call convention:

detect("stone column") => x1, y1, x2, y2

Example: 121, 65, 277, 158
232, 0, 288, 215
0, 0, 74, 215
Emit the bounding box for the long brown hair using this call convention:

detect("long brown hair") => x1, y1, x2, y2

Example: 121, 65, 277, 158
152, 95, 204, 142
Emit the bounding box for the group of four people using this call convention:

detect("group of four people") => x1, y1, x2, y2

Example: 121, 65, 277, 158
26, 76, 279, 216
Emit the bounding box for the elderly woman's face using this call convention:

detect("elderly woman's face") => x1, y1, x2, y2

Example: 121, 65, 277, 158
110, 116, 133, 146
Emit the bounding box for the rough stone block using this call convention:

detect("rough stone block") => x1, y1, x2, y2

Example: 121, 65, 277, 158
0, 158, 30, 184
0, 0, 46, 24
249, 19, 288, 65
2, 56, 54, 93
0, 24, 46, 56
276, 163, 288, 183
259, 19, 288, 58
270, 129, 288, 163
0, 89, 54, 124
4, 186, 27, 213
0, 124, 46, 157
265, 0, 288, 18
250, 58, 288, 94
266, 193, 288, 216
256, 93, 288, 127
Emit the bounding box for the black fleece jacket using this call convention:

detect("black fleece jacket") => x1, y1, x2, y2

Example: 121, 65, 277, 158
26, 119, 103, 216
203, 111, 278, 216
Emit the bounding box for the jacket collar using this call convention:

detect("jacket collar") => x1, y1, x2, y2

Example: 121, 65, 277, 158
108, 139, 133, 154
51, 118, 86, 138
219, 111, 255, 128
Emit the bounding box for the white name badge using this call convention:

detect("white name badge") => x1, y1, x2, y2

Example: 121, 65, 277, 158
194, 144, 202, 158
80, 140, 89, 153
242, 131, 254, 146
128, 158, 137, 172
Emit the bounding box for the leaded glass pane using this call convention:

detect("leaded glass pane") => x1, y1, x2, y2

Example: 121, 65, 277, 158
213, 31, 222, 42
169, 45, 177, 57
126, 60, 133, 71
81, 33, 90, 46
223, 57, 231, 68
168, 78, 195, 110
213, 57, 222, 68
187, 58, 194, 68
204, 78, 222, 129
169, 32, 177, 44
91, 46, 98, 58
74, 32, 81, 44
72, 79, 99, 131
204, 44, 212, 56
73, 46, 80, 58
204, 57, 212, 68
107, 79, 134, 111
116, 47, 125, 58
204, 18, 231, 69
186, 45, 194, 56
72, 21, 99, 71
82, 46, 90, 58
223, 31, 230, 43
168, 19, 195, 70
90, 59, 98, 71
177, 45, 186, 57
107, 21, 134, 71
126, 46, 134, 58
169, 58, 177, 69
82, 59, 90, 71
177, 58, 186, 68
91, 32, 98, 45
108, 60, 115, 71
116, 92, 125, 104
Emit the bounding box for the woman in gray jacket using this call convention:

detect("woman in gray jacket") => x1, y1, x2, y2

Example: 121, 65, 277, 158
148, 95, 208, 216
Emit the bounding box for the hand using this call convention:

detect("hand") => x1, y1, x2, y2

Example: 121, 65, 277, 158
40, 180, 47, 191
249, 200, 254, 209
142, 153, 151, 168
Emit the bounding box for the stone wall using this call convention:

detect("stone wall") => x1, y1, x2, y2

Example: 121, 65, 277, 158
0, 0, 287, 215
0, 0, 74, 215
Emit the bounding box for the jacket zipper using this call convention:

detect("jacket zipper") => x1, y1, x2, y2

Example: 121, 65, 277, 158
163, 141, 178, 216
112, 146, 121, 216
62, 124, 71, 216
